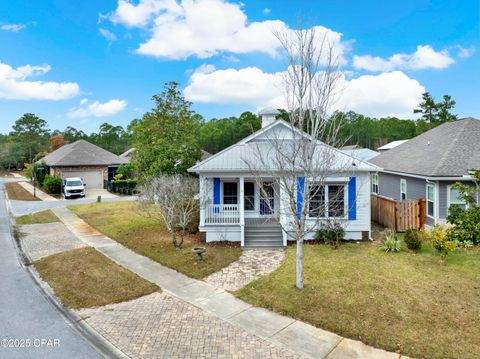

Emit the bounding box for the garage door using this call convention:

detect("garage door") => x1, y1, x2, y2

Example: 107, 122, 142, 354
61, 170, 104, 190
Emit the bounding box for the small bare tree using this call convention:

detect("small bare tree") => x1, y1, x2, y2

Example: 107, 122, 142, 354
138, 174, 198, 250
244, 25, 353, 289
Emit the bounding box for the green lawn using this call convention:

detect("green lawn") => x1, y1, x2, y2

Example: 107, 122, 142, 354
236, 241, 480, 359
35, 247, 159, 309
69, 201, 242, 279
16, 210, 60, 225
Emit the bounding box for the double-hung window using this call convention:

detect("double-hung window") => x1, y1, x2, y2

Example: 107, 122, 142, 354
223, 182, 238, 204
400, 179, 407, 200
309, 185, 325, 217
328, 185, 345, 217
308, 184, 345, 218
448, 186, 467, 211
426, 183, 435, 218
244, 182, 255, 210
371, 174, 379, 194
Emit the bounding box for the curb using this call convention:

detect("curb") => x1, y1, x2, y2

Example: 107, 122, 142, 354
4, 188, 130, 359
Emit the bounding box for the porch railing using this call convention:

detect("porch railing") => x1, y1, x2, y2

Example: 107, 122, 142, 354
204, 204, 240, 225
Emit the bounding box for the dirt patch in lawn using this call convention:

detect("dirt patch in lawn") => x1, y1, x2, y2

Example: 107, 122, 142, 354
16, 210, 59, 225
69, 201, 242, 279
5, 182, 40, 201
236, 242, 480, 359
34, 247, 159, 309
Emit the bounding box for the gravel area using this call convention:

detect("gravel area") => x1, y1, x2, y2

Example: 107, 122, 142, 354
19, 222, 87, 261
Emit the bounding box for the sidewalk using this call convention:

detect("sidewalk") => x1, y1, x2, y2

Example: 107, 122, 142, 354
52, 206, 405, 359
18, 181, 58, 201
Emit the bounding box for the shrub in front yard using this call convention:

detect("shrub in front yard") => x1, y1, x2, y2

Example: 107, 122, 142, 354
446, 205, 480, 245
315, 221, 345, 248
380, 229, 401, 252
422, 225, 457, 264
43, 175, 62, 194
404, 228, 422, 252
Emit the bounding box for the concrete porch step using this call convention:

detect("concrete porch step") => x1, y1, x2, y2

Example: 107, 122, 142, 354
244, 240, 285, 248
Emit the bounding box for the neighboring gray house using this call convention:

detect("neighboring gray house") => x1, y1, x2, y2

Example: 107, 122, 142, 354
370, 118, 480, 226
40, 140, 129, 189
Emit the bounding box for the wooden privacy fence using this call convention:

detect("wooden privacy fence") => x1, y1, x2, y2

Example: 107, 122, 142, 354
371, 195, 426, 232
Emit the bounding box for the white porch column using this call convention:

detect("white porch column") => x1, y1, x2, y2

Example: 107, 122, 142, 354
199, 176, 206, 227
239, 176, 245, 246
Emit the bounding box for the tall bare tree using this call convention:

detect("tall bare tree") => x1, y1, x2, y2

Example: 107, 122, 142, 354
244, 26, 353, 289
138, 174, 198, 249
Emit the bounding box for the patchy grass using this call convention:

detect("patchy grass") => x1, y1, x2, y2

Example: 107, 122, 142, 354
34, 247, 159, 309
236, 240, 480, 359
5, 182, 40, 201
16, 210, 60, 225
69, 201, 242, 279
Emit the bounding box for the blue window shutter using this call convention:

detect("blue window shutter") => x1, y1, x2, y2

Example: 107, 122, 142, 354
348, 176, 357, 220
297, 177, 305, 220
213, 177, 220, 205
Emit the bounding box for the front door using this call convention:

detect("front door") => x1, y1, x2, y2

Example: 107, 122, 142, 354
260, 182, 275, 215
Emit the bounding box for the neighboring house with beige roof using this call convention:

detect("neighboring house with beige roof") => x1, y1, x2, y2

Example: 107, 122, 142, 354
369, 118, 480, 226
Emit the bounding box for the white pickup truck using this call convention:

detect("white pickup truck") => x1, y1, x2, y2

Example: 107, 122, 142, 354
63, 177, 86, 199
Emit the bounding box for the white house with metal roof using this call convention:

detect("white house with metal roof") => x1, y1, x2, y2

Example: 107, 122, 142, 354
188, 110, 380, 248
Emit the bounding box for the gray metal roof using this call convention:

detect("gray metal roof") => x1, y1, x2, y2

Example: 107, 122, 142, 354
40, 140, 129, 167
189, 121, 380, 173
370, 118, 480, 177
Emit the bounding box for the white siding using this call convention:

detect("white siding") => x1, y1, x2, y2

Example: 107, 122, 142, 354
280, 172, 371, 240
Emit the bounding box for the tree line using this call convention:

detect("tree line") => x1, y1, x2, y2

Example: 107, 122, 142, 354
0, 86, 458, 172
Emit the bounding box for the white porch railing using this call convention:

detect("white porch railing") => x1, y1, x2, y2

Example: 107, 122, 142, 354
204, 204, 240, 225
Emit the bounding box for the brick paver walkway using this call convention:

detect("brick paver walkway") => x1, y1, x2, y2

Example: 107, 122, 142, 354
20, 222, 87, 261
77, 292, 300, 359
205, 249, 285, 291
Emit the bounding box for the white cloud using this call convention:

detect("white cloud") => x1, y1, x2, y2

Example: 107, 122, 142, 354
111, 0, 182, 27
185, 65, 424, 118
110, 0, 348, 62
457, 45, 475, 59
67, 99, 127, 118
0, 62, 80, 100
1, 24, 26, 32
263, 8, 271, 15
353, 45, 455, 71
99, 28, 118, 41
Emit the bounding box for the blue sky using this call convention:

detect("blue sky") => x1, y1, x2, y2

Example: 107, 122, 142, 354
0, 0, 478, 134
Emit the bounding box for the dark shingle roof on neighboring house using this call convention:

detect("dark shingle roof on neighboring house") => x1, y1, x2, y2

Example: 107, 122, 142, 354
40, 140, 129, 166
370, 118, 480, 177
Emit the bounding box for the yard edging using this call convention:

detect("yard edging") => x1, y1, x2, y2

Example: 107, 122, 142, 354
53, 205, 407, 359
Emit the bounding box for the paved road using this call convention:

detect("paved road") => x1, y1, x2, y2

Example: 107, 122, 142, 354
0, 181, 103, 359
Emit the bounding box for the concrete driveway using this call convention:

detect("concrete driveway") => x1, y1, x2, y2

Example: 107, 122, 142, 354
63, 189, 118, 200
0, 181, 103, 359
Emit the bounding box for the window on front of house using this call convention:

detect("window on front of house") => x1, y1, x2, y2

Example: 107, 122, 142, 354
244, 182, 255, 210
223, 182, 238, 204
328, 185, 345, 217
308, 184, 345, 218
308, 185, 325, 217
448, 186, 467, 211
427, 184, 435, 218
400, 179, 407, 200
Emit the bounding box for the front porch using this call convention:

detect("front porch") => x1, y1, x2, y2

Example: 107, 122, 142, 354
199, 176, 285, 247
